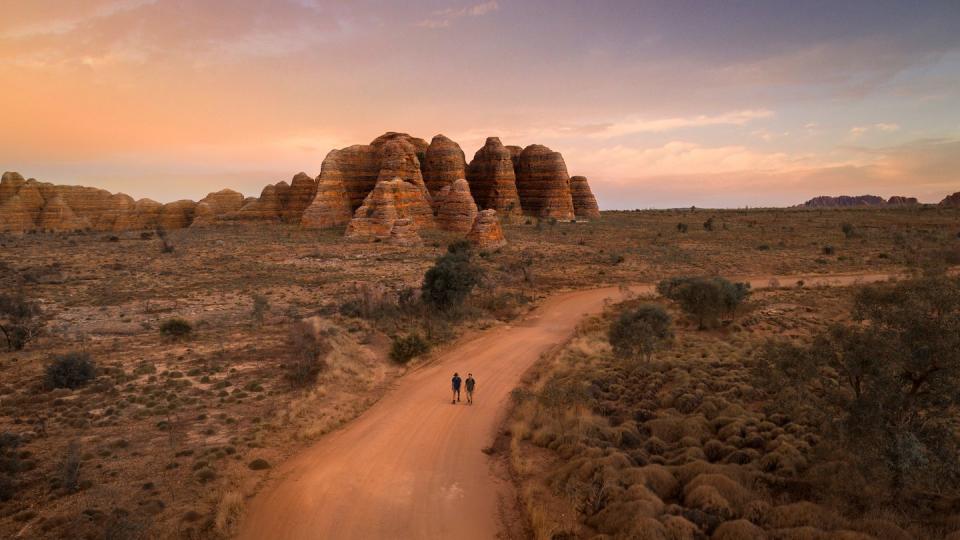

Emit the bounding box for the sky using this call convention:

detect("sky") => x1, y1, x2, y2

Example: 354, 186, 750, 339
1, 0, 959, 209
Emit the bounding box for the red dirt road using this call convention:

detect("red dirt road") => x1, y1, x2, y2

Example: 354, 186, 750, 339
239, 272, 897, 540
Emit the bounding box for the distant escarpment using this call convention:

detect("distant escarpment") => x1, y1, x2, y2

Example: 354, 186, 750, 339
940, 192, 960, 207
800, 194, 919, 208
2, 131, 601, 240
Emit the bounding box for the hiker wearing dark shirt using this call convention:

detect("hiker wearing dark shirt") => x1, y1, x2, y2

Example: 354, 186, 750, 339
465, 374, 476, 405
451, 373, 462, 404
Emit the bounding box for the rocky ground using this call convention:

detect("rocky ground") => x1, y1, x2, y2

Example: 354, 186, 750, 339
0, 206, 957, 539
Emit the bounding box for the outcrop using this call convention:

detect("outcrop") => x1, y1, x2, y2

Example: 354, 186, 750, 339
422, 135, 466, 198
38, 195, 87, 231
940, 192, 960, 207
281, 173, 319, 222
886, 196, 918, 205
191, 189, 246, 226
435, 179, 478, 233
300, 155, 353, 229
569, 176, 601, 219
466, 209, 507, 250
345, 178, 434, 240
465, 137, 523, 219
387, 218, 422, 247
159, 200, 197, 230
801, 195, 887, 208
515, 144, 575, 220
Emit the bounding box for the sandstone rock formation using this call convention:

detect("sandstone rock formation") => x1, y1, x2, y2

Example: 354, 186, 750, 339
422, 135, 466, 198
0, 194, 38, 232
435, 179, 478, 233
281, 173, 319, 222
466, 137, 523, 219
114, 198, 162, 231
387, 218, 422, 247
375, 140, 431, 199
159, 200, 197, 230
514, 144, 575, 220
300, 159, 354, 229
569, 176, 601, 220
191, 189, 246, 226
467, 209, 507, 250
38, 195, 87, 231
345, 178, 434, 240
801, 195, 887, 208
886, 196, 919, 205
939, 192, 960, 207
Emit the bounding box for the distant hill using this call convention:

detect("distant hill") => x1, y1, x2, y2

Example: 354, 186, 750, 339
800, 195, 918, 208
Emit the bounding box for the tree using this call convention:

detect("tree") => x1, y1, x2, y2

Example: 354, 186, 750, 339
160, 318, 192, 339
657, 276, 750, 329
285, 319, 331, 387
0, 293, 42, 351
754, 276, 960, 497
421, 243, 483, 312
390, 333, 430, 364
608, 304, 673, 361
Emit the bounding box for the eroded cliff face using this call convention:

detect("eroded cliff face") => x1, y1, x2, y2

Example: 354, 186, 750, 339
1, 131, 601, 234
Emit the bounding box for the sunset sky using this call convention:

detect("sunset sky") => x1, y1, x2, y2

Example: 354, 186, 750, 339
2, 0, 959, 208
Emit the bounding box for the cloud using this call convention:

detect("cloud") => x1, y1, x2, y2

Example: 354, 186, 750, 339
848, 122, 901, 140
417, 1, 499, 29
588, 109, 774, 139
0, 0, 157, 39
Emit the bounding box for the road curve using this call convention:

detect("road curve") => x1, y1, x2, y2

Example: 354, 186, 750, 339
238, 272, 898, 540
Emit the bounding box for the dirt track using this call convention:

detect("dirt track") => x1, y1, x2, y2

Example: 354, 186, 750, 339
238, 272, 897, 540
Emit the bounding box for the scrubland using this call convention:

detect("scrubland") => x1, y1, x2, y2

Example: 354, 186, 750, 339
0, 205, 958, 538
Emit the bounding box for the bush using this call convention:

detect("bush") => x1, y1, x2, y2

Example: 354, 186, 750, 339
160, 318, 192, 339
390, 333, 430, 364
703, 217, 715, 231
0, 293, 42, 351
822, 245, 835, 255
841, 222, 855, 238
657, 276, 750, 329
59, 440, 82, 493
421, 244, 483, 312
609, 304, 673, 361
754, 276, 960, 497
0, 433, 21, 502
284, 320, 330, 387
677, 223, 688, 233
44, 352, 96, 390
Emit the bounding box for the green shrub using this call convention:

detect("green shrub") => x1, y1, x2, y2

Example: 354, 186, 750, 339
421, 244, 483, 312
44, 352, 96, 390
657, 276, 750, 329
608, 304, 673, 361
160, 318, 192, 339
390, 334, 430, 364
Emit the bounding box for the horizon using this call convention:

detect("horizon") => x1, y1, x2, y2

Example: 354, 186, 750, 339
2, 1, 959, 209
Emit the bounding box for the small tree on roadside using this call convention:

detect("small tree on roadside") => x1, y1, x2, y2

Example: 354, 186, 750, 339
0, 293, 42, 351
421, 243, 483, 312
608, 304, 673, 361
657, 276, 749, 329
390, 333, 430, 364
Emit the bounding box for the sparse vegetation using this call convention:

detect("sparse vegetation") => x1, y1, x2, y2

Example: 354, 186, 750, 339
0, 293, 42, 351
390, 333, 430, 364
44, 351, 97, 390
421, 242, 483, 312
159, 318, 192, 339
608, 304, 673, 361
284, 319, 331, 387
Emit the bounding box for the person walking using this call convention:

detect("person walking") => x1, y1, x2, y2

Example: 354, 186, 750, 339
465, 373, 476, 405
451, 372, 462, 404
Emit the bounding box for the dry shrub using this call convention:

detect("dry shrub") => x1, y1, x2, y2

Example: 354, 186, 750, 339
683, 484, 733, 519
644, 415, 709, 444
684, 473, 755, 513
660, 514, 699, 540
621, 464, 678, 500
624, 517, 668, 540
712, 519, 766, 540
850, 519, 912, 540
214, 490, 244, 533
769, 526, 828, 539
766, 501, 845, 531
